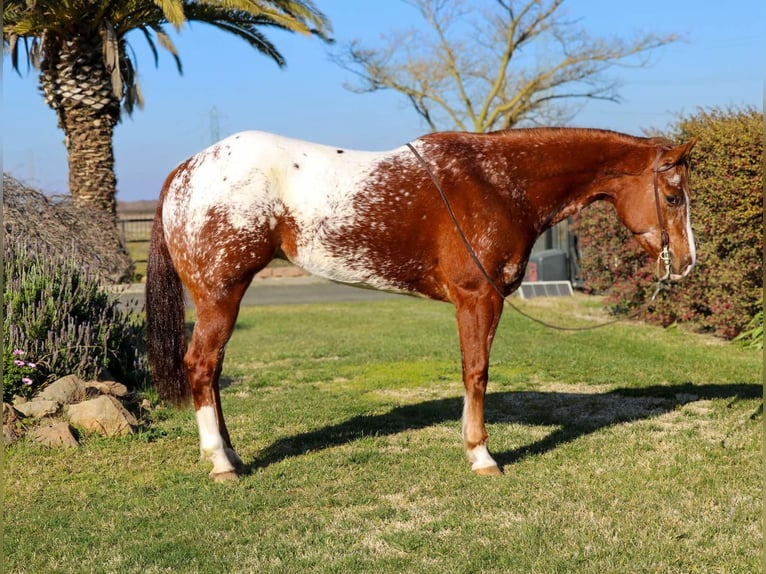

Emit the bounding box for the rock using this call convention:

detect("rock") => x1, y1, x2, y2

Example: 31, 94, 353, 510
30, 422, 79, 448
66, 395, 138, 436
3, 403, 24, 445
3, 402, 22, 425
36, 375, 85, 405
106, 381, 129, 398
83, 380, 128, 398
83, 381, 111, 395
14, 400, 60, 419
3, 425, 21, 445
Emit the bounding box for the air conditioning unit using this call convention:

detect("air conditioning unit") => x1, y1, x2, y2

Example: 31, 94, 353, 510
520, 249, 572, 299
525, 249, 568, 281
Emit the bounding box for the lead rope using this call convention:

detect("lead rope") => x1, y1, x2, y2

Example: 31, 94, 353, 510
406, 142, 671, 332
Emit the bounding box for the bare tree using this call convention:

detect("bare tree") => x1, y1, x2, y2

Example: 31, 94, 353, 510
335, 0, 678, 132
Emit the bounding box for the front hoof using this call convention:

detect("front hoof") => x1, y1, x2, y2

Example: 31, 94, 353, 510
210, 470, 239, 483
473, 465, 503, 476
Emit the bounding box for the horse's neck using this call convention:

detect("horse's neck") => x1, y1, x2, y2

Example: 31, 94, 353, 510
498, 138, 641, 231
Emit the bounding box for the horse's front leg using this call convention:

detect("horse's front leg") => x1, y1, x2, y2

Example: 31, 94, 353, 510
185, 299, 243, 482
454, 288, 504, 476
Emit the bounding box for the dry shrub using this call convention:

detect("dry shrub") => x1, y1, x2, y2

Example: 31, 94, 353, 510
3, 173, 133, 283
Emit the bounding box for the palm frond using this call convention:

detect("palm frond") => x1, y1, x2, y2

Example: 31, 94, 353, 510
209, 17, 286, 67
152, 0, 185, 29
101, 19, 123, 98
3, 0, 332, 112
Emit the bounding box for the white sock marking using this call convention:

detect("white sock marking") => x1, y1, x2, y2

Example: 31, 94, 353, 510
467, 443, 499, 471
462, 395, 499, 471
196, 406, 236, 475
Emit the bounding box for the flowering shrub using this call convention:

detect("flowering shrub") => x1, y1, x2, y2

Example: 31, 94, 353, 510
572, 107, 763, 338
3, 349, 43, 401
3, 234, 149, 402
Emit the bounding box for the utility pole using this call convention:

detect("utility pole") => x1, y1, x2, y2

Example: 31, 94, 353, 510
209, 106, 222, 144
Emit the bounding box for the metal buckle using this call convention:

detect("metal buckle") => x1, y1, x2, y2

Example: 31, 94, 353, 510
657, 245, 671, 282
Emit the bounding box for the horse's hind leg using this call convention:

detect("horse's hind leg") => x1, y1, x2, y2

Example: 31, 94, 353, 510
185, 293, 244, 482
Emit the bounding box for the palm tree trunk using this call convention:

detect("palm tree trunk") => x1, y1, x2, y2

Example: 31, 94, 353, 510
38, 35, 133, 282
41, 36, 121, 216
62, 103, 119, 216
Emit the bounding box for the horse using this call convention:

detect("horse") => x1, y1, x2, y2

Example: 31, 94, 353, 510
146, 127, 697, 481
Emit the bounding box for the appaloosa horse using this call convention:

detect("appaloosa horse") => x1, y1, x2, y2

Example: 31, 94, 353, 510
146, 127, 696, 481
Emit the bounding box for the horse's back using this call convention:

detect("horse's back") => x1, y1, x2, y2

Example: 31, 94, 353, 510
167, 131, 385, 204
160, 131, 428, 291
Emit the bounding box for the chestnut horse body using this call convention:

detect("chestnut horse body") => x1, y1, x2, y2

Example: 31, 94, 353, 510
147, 128, 696, 480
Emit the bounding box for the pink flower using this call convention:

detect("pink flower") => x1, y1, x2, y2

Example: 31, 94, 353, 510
13, 349, 25, 356
26, 362, 36, 369
21, 378, 33, 385
13, 360, 25, 367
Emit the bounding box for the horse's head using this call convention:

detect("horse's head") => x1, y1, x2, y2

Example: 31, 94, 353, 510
614, 138, 698, 281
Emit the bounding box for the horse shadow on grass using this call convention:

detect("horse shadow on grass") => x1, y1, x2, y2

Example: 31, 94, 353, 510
244, 382, 761, 474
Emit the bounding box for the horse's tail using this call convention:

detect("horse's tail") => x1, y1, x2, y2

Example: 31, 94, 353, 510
146, 174, 190, 406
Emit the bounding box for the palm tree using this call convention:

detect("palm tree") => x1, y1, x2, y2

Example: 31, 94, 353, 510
4, 0, 331, 220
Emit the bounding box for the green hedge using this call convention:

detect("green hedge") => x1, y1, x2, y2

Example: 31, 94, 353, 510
572, 107, 763, 339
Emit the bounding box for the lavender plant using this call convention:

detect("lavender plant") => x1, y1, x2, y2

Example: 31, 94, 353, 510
3, 234, 148, 402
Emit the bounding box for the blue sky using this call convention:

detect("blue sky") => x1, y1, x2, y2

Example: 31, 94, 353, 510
3, 0, 763, 201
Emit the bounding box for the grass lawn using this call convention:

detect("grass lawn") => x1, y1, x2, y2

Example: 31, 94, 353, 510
4, 295, 762, 573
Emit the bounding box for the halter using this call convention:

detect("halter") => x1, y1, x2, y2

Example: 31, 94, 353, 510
652, 147, 672, 282
407, 142, 678, 331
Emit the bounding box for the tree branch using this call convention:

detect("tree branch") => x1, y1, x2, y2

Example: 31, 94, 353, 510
334, 0, 679, 132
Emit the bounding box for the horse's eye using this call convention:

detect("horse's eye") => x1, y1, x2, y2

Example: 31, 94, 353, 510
665, 194, 683, 207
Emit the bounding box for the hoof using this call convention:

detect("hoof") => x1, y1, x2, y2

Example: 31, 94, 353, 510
473, 465, 503, 476
210, 470, 239, 483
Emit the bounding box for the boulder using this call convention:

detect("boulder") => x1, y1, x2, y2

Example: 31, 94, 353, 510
30, 422, 79, 448
3, 402, 21, 425
66, 395, 138, 436
3, 403, 24, 445
3, 425, 21, 445
105, 381, 129, 398
14, 400, 60, 419
36, 375, 85, 405
83, 380, 129, 398
82, 381, 111, 395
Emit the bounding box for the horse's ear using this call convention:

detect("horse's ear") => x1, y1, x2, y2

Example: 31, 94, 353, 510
660, 137, 698, 169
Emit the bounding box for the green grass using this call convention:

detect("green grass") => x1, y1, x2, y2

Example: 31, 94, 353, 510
4, 296, 762, 573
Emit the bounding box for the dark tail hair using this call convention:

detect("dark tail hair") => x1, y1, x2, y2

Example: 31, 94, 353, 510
146, 177, 190, 406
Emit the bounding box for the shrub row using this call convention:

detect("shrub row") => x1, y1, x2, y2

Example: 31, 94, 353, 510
572, 107, 763, 339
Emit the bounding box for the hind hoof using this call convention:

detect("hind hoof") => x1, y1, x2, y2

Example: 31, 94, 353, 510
473, 465, 503, 476
210, 470, 239, 483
